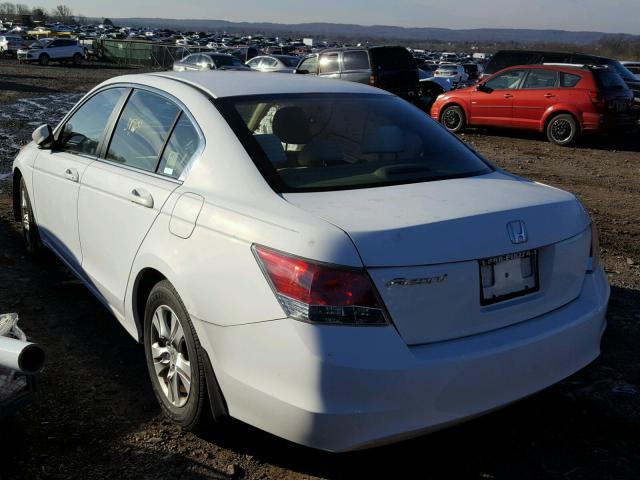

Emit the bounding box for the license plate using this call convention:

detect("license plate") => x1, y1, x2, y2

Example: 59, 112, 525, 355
479, 250, 539, 305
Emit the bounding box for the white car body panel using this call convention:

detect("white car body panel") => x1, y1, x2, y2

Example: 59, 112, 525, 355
12, 71, 609, 452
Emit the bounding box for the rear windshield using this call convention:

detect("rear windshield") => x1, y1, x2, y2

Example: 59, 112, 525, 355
217, 93, 492, 192
593, 70, 627, 90
370, 47, 416, 71
597, 58, 638, 83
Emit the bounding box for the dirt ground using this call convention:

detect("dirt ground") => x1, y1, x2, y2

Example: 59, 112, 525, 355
0, 57, 639, 480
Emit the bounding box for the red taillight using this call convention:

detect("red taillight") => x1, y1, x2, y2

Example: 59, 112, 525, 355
254, 245, 388, 325
369, 74, 378, 86
589, 90, 605, 110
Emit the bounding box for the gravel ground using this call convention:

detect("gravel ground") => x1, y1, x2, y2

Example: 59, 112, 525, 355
0, 60, 639, 480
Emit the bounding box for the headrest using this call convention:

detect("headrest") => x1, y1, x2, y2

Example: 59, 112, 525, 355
362, 125, 405, 154
254, 134, 287, 166
272, 106, 312, 144
298, 141, 343, 167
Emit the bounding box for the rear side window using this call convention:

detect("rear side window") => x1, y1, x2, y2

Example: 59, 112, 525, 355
157, 114, 200, 179
559, 72, 582, 87
107, 90, 180, 172
343, 51, 369, 70
522, 69, 558, 89
58, 88, 127, 157
319, 53, 339, 74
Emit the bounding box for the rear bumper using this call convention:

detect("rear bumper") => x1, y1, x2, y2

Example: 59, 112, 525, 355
583, 112, 638, 132
196, 267, 609, 452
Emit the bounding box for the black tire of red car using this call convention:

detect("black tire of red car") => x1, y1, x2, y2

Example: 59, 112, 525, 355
440, 105, 466, 133
72, 53, 83, 66
143, 280, 211, 431
546, 113, 580, 146
38, 53, 49, 66
18, 178, 43, 257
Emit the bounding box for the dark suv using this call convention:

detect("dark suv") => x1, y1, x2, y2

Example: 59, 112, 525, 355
483, 50, 640, 112
295, 46, 420, 100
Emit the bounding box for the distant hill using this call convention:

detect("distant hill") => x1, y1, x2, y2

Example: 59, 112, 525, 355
111, 18, 640, 45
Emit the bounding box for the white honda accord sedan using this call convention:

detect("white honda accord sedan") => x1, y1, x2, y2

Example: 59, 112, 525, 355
12, 71, 609, 451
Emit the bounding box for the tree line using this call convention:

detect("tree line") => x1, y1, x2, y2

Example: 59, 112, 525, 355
0, 3, 83, 24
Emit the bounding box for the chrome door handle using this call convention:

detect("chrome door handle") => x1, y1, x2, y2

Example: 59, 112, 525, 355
128, 188, 154, 208
64, 168, 79, 182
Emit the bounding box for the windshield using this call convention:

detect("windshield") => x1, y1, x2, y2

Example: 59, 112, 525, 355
218, 93, 492, 192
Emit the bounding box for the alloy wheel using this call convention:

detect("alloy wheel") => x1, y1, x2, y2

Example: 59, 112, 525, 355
150, 305, 192, 408
550, 118, 573, 143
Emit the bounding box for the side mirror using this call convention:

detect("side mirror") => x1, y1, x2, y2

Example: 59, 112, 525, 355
32, 124, 53, 149
295, 69, 309, 75
476, 83, 491, 93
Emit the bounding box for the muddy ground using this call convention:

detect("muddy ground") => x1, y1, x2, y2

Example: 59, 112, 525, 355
0, 57, 639, 480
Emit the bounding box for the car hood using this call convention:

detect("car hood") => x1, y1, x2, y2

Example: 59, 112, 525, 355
283, 171, 589, 267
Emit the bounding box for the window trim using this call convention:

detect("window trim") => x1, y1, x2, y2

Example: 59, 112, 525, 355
53, 82, 205, 183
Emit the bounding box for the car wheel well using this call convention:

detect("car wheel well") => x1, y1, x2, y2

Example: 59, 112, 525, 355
133, 268, 167, 342
12, 168, 22, 222
544, 111, 580, 133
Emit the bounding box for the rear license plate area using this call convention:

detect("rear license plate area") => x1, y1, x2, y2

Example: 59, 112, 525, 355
479, 250, 539, 306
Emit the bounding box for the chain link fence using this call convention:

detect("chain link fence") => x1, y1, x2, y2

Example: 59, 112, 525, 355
94, 39, 215, 69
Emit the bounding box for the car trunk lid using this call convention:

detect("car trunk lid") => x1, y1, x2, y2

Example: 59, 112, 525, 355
284, 172, 591, 344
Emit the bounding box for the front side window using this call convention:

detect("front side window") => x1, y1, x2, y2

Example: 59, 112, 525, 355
298, 56, 317, 73
343, 51, 369, 70
485, 70, 526, 90
247, 57, 261, 68
58, 88, 127, 157
522, 69, 558, 89
219, 93, 492, 192
106, 90, 179, 172
319, 53, 339, 74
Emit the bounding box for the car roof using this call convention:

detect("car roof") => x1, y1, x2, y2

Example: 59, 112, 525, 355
107, 70, 389, 99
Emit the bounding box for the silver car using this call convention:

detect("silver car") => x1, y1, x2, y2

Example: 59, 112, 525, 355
172, 52, 249, 72
245, 55, 300, 73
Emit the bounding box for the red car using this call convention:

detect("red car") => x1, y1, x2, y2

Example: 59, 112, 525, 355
431, 64, 635, 146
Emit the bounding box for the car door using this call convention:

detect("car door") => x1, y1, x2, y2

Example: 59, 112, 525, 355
31, 87, 128, 272
511, 68, 560, 129
318, 52, 341, 80
341, 50, 370, 84
296, 55, 318, 75
77, 88, 202, 314
470, 69, 527, 127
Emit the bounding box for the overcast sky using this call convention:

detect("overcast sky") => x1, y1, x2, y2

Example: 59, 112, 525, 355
34, 0, 640, 35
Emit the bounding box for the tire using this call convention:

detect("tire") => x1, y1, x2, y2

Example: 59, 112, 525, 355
72, 53, 82, 66
546, 113, 580, 146
18, 178, 43, 257
440, 105, 466, 133
143, 280, 210, 430
38, 53, 49, 66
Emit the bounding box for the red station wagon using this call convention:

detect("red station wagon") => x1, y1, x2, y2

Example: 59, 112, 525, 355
431, 64, 635, 146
